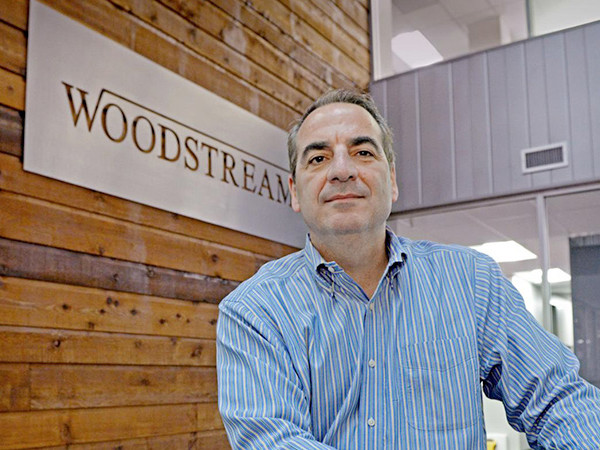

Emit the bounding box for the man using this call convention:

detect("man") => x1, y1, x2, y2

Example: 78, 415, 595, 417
217, 89, 600, 449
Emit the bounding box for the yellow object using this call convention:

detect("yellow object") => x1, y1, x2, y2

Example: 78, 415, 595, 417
486, 440, 497, 450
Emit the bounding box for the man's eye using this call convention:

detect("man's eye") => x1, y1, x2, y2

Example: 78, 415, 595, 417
357, 150, 374, 157
309, 155, 325, 165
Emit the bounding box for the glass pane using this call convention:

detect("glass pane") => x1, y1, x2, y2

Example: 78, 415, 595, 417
547, 188, 600, 386
389, 198, 548, 320
372, 0, 528, 79
530, 0, 600, 36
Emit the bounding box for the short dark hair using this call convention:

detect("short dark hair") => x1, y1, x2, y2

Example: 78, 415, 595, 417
287, 89, 394, 179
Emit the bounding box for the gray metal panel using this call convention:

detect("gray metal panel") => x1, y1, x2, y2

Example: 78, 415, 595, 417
585, 22, 600, 178
387, 74, 421, 210
506, 43, 533, 192
570, 238, 600, 388
418, 64, 455, 205
372, 20, 600, 211
565, 28, 594, 181
543, 33, 572, 186
524, 38, 552, 188
487, 47, 512, 194
452, 54, 492, 199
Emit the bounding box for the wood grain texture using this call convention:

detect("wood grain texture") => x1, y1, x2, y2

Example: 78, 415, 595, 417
203, 0, 357, 90
0, 276, 219, 339
0, 153, 297, 259
0, 21, 26, 75
0, 67, 24, 110
153, 0, 329, 97
0, 105, 22, 156
0, 191, 267, 281
120, 0, 311, 110
0, 403, 221, 448
0, 238, 238, 303
0, 0, 28, 30
0, 326, 216, 366
282, 0, 369, 60
29, 364, 217, 409
243, 0, 370, 86
61, 430, 230, 449
330, 0, 368, 32
0, 364, 29, 412
110, 0, 314, 111
0, 409, 65, 449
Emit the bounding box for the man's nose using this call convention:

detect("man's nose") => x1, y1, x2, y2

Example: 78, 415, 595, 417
327, 150, 357, 182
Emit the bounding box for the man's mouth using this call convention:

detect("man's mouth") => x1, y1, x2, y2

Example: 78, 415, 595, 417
325, 193, 363, 202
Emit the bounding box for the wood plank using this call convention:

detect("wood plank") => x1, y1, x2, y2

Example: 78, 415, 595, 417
165, 0, 330, 98
42, 0, 298, 130
0, 20, 26, 75
111, 0, 311, 112
0, 153, 297, 258
0, 67, 24, 110
0, 105, 22, 156
0, 191, 266, 282
30, 364, 217, 409
287, 0, 369, 54
0, 0, 28, 29
0, 276, 219, 339
134, 19, 298, 128
0, 0, 29, 31
0, 238, 238, 303
122, 0, 325, 103
0, 326, 216, 366
0, 409, 65, 449
243, 0, 370, 87
207, 0, 358, 90
330, 0, 368, 32
303, 0, 369, 47
68, 403, 221, 442
0, 363, 29, 412
0, 403, 221, 448
63, 430, 230, 449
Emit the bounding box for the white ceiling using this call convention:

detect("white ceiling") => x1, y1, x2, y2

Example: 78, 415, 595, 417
390, 0, 528, 70
389, 187, 600, 279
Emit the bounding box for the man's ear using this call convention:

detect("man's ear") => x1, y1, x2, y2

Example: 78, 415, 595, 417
289, 175, 301, 212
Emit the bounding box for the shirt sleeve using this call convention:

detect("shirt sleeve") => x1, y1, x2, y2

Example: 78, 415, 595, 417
474, 253, 600, 449
217, 296, 336, 450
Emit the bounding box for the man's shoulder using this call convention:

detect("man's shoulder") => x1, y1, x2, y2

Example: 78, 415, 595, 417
219, 249, 308, 309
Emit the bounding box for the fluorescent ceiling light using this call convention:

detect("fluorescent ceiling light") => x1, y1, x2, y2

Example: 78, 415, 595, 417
514, 268, 572, 285
470, 240, 537, 263
391, 31, 443, 69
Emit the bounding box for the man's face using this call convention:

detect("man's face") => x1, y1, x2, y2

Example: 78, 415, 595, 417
289, 102, 398, 239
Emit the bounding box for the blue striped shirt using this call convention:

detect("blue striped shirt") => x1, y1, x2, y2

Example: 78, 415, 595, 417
217, 230, 600, 449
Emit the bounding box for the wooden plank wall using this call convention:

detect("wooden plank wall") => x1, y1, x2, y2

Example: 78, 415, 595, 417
0, 0, 370, 448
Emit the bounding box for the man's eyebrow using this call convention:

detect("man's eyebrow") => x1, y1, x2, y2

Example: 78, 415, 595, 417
349, 136, 380, 151
300, 141, 329, 162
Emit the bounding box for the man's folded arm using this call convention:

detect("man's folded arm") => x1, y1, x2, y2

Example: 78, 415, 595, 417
217, 298, 335, 450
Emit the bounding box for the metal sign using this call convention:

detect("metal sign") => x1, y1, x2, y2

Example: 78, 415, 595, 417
24, 0, 306, 247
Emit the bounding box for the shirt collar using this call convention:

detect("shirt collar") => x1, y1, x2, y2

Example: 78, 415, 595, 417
303, 227, 408, 278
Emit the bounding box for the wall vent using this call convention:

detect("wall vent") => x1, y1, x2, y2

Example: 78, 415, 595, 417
521, 142, 568, 174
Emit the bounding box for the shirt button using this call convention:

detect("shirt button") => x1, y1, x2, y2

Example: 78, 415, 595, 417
369, 303, 375, 311
368, 359, 376, 368
328, 266, 335, 273
367, 417, 376, 427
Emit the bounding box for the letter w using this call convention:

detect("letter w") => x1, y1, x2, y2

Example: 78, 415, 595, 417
63, 82, 103, 131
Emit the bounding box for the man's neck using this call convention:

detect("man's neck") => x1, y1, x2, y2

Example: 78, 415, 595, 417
311, 228, 389, 299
